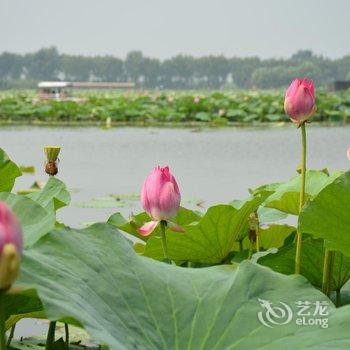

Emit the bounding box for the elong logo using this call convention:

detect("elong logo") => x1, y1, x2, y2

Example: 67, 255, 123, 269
257, 298, 329, 329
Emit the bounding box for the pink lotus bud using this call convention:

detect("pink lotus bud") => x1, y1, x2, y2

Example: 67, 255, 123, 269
0, 202, 22, 256
0, 202, 22, 291
194, 96, 200, 104
139, 166, 183, 236
141, 166, 181, 220
284, 78, 315, 125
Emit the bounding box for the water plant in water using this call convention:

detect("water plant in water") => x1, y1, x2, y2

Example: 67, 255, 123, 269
0, 89, 350, 125
1, 80, 350, 349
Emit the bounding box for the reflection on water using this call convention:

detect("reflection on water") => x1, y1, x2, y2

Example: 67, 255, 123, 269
2, 125, 350, 337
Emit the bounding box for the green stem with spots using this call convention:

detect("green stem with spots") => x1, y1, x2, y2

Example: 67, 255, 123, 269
295, 122, 307, 274
255, 226, 260, 253
160, 220, 168, 261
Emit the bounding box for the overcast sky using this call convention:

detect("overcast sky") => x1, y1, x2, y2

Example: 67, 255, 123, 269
0, 0, 349, 59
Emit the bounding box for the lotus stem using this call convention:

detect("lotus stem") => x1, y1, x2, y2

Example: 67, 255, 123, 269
336, 253, 343, 306
255, 222, 260, 252
160, 220, 168, 261
336, 289, 341, 307
7, 324, 15, 347
64, 323, 69, 350
0, 293, 6, 350
248, 243, 253, 260
238, 239, 243, 253
322, 249, 335, 296
322, 250, 331, 294
248, 212, 260, 252
45, 321, 56, 350
295, 122, 307, 274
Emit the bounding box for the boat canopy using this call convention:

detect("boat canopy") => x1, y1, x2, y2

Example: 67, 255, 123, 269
38, 81, 72, 88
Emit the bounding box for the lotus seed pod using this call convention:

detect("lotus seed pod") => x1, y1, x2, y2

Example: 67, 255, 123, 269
44, 146, 60, 162
45, 162, 58, 176
44, 146, 60, 176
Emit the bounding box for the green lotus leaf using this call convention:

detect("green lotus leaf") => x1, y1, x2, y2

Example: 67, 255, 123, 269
0, 148, 22, 192
299, 171, 350, 257
143, 193, 269, 263
27, 177, 71, 211
17, 224, 350, 349
259, 238, 350, 291
0, 192, 55, 247
260, 170, 342, 215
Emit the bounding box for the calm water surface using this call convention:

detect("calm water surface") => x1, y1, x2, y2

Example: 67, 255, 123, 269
1, 124, 349, 337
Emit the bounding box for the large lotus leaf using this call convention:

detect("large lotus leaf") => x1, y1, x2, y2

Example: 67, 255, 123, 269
260, 170, 341, 215
143, 193, 269, 263
0, 148, 22, 192
27, 177, 71, 211
299, 171, 350, 257
108, 207, 201, 242
0, 192, 55, 247
18, 224, 350, 349
259, 238, 350, 291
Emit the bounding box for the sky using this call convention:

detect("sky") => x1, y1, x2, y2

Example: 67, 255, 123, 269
0, 0, 350, 59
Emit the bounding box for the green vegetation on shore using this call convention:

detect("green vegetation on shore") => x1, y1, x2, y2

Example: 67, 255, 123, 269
0, 89, 350, 125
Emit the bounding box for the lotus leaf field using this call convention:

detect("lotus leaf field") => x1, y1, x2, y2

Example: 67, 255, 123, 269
0, 134, 349, 349
1, 89, 350, 124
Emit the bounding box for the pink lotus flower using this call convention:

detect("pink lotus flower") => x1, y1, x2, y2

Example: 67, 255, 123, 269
0, 202, 22, 255
138, 166, 183, 236
284, 78, 316, 125
0, 202, 22, 290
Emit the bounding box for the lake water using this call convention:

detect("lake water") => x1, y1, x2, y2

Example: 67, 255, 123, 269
2, 124, 350, 338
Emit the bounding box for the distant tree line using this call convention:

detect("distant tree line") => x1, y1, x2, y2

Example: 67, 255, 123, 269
0, 47, 350, 90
